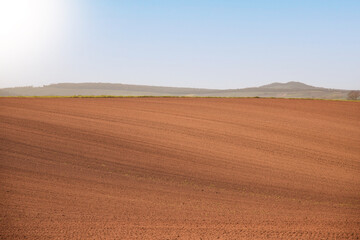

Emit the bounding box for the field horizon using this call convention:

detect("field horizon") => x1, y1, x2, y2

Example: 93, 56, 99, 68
2, 1, 359, 238
1, 81, 357, 100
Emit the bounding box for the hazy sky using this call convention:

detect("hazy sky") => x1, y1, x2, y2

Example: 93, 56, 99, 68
1, 0, 359, 89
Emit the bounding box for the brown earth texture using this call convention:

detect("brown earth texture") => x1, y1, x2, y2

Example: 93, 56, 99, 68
0, 97, 359, 239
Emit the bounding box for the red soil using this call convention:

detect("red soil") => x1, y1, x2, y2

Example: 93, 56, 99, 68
0, 98, 359, 239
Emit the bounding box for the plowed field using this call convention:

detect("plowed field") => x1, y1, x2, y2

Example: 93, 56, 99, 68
1, 98, 359, 239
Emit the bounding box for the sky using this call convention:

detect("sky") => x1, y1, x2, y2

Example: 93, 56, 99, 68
0, 0, 359, 90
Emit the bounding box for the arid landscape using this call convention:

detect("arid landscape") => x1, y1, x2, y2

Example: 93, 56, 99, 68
0, 97, 359, 239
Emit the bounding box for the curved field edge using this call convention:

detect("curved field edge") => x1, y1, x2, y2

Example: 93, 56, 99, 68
1, 95, 359, 102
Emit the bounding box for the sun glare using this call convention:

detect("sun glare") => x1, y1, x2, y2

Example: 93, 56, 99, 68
0, 0, 73, 69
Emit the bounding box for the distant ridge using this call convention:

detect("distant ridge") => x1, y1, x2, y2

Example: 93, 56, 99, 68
260, 81, 318, 90
47, 82, 213, 94
0, 82, 354, 99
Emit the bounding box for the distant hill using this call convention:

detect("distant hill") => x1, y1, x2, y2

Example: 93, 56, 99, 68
0, 81, 354, 99
202, 82, 351, 99
260, 81, 318, 90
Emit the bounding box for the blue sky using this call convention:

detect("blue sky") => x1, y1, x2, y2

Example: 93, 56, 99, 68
1, 0, 359, 89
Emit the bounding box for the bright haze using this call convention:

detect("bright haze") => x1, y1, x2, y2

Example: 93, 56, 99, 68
1, 0, 359, 90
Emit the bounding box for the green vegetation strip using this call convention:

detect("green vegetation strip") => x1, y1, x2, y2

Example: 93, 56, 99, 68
1, 95, 359, 101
